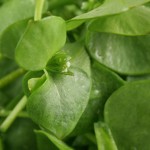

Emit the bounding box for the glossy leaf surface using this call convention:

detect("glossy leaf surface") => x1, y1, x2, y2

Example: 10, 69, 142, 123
105, 80, 150, 149
88, 6, 150, 35
86, 32, 150, 75
27, 68, 91, 139
67, 0, 150, 30
15, 16, 66, 71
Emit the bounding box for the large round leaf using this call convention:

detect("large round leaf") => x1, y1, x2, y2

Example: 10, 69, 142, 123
15, 16, 66, 71
27, 68, 91, 139
105, 80, 150, 149
88, 6, 150, 36
86, 32, 150, 75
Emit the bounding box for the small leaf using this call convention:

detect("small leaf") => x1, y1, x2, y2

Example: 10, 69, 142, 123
27, 67, 91, 139
67, 0, 150, 30
15, 16, 66, 71
105, 80, 150, 149
88, 6, 150, 36
94, 122, 118, 150
35, 130, 74, 150
86, 32, 150, 75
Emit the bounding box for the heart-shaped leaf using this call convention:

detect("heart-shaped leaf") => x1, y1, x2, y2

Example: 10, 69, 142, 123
15, 16, 66, 71
67, 0, 150, 30
105, 80, 150, 149
88, 6, 150, 36
86, 32, 150, 75
27, 68, 91, 139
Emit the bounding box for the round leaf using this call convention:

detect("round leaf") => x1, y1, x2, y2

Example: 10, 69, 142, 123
105, 80, 150, 149
27, 68, 91, 139
15, 16, 66, 71
86, 32, 150, 75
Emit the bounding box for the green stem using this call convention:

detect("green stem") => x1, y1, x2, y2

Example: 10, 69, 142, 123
0, 68, 25, 89
34, 0, 45, 21
0, 96, 27, 132
0, 110, 29, 118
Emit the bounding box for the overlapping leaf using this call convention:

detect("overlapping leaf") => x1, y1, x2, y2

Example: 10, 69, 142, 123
15, 16, 66, 71
105, 80, 150, 149
63, 42, 91, 76
67, 0, 150, 30
70, 62, 124, 136
86, 32, 150, 75
27, 68, 91, 139
88, 6, 150, 35
0, 0, 35, 35
0, 20, 28, 59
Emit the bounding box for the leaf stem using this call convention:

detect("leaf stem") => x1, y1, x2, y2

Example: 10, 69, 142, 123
0, 68, 25, 89
34, 0, 45, 21
0, 96, 27, 132
0, 109, 29, 118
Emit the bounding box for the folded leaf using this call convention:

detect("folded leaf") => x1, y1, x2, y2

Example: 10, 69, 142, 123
27, 68, 91, 139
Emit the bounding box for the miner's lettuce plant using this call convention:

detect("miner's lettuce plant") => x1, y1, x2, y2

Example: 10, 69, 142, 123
0, 0, 150, 149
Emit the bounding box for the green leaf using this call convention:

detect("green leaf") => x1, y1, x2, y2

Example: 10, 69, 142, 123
94, 122, 118, 150
70, 62, 124, 136
67, 0, 150, 30
27, 68, 91, 139
88, 6, 150, 35
0, 0, 35, 35
35, 130, 74, 150
15, 16, 66, 71
0, 20, 28, 59
105, 80, 150, 149
86, 32, 150, 75
63, 42, 91, 76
